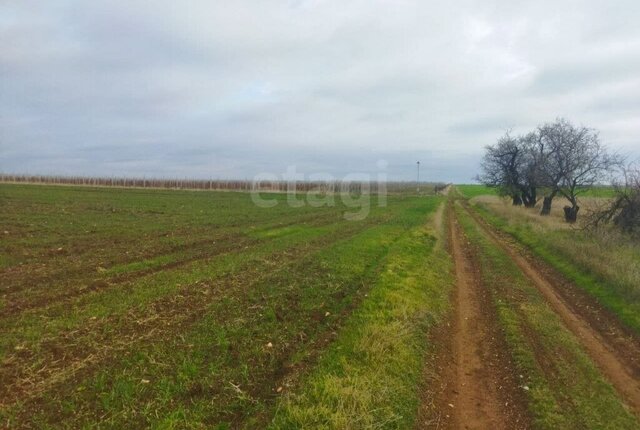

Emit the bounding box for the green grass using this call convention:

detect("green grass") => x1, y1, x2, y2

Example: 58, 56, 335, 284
455, 204, 638, 429
470, 202, 640, 335
579, 186, 616, 198
271, 201, 452, 429
0, 184, 451, 428
455, 184, 614, 199
455, 184, 498, 198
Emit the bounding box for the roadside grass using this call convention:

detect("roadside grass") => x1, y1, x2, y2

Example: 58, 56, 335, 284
0, 184, 449, 428
270, 200, 452, 429
455, 205, 639, 429
469, 198, 640, 334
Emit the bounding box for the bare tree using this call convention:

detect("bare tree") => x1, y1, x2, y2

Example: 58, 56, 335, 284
528, 118, 619, 222
477, 132, 538, 207
535, 119, 585, 215
585, 165, 640, 233
557, 128, 619, 222
478, 119, 620, 223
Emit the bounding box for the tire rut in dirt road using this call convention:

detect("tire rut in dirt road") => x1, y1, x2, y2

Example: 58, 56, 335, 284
421, 207, 529, 429
463, 203, 640, 416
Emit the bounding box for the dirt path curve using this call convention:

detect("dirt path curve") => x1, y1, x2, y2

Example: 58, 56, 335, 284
420, 204, 528, 429
462, 202, 640, 415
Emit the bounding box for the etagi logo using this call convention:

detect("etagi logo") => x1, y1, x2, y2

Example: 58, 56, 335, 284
250, 161, 389, 221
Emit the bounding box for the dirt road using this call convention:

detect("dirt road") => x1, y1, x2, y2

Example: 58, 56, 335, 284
421, 199, 640, 428
461, 202, 640, 416
419, 205, 529, 429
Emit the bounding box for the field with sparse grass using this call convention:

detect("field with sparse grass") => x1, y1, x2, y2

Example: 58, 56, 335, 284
3, 182, 640, 429
0, 183, 449, 429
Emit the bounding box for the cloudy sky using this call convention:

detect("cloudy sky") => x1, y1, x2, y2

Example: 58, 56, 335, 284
1, 1, 639, 182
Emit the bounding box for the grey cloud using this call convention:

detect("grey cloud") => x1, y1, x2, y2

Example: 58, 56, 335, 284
448, 117, 516, 135
1, 0, 640, 182
529, 56, 640, 95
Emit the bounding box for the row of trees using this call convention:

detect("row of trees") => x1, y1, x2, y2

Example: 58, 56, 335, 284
0, 174, 444, 195
478, 118, 620, 222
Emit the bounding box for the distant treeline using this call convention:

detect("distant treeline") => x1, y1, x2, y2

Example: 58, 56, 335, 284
0, 173, 447, 194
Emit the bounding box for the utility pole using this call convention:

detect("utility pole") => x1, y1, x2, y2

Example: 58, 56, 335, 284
416, 161, 420, 193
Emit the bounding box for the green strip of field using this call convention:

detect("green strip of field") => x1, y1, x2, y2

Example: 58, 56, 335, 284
455, 184, 498, 198
455, 184, 615, 199
271, 200, 452, 429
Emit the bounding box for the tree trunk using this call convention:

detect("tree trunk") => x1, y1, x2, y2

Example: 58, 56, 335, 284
563, 205, 580, 223
540, 196, 553, 215
512, 194, 523, 206
522, 187, 537, 208
523, 195, 536, 208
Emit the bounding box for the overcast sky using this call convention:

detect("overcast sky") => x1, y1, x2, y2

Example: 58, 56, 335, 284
1, 1, 639, 182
